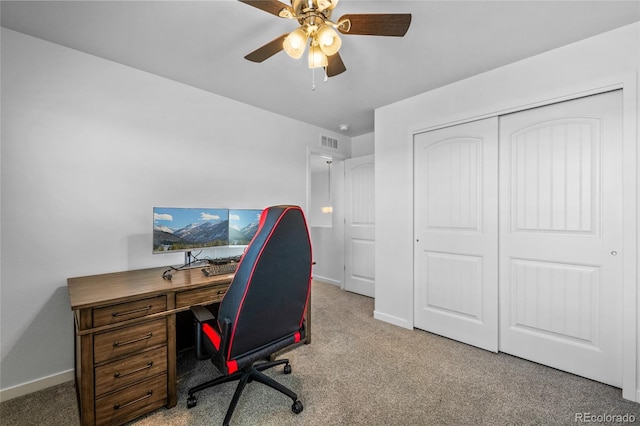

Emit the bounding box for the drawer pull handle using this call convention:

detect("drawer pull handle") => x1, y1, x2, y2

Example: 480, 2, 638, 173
114, 391, 153, 410
112, 305, 152, 317
113, 332, 152, 347
114, 362, 153, 378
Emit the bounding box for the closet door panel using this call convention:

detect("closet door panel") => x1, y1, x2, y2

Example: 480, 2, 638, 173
499, 91, 623, 387
414, 117, 499, 352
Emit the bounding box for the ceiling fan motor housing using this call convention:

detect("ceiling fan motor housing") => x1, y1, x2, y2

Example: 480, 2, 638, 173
291, 0, 335, 28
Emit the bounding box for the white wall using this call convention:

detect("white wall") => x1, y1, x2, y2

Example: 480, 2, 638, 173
375, 23, 639, 399
352, 132, 374, 157
0, 29, 350, 395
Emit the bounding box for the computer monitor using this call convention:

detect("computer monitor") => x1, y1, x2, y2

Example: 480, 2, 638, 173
228, 209, 263, 247
153, 207, 229, 253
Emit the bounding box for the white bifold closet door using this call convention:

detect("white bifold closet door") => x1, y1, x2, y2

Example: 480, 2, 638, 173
413, 90, 623, 387
414, 117, 499, 352
499, 91, 623, 387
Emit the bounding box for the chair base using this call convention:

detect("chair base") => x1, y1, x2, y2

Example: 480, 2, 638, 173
186, 359, 303, 426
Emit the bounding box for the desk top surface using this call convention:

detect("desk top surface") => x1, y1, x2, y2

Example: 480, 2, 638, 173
67, 266, 234, 310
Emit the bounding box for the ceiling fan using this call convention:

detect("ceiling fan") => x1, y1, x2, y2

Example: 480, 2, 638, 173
239, 0, 411, 77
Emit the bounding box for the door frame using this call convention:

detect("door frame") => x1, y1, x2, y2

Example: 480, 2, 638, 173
306, 148, 346, 287
408, 74, 637, 401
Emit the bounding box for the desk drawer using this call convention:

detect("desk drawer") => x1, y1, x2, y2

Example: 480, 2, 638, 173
176, 285, 227, 309
95, 374, 167, 426
93, 296, 167, 327
94, 319, 167, 364
95, 346, 167, 397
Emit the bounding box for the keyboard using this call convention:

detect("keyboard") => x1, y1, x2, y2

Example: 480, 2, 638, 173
202, 258, 240, 276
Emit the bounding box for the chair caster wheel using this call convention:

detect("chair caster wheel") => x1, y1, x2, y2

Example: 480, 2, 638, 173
284, 364, 292, 374
292, 400, 303, 414
187, 395, 197, 409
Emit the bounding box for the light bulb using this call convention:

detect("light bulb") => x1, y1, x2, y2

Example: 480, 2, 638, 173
317, 25, 341, 56
283, 28, 308, 59
308, 43, 328, 69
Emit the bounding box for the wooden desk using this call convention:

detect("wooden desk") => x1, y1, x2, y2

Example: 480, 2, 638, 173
67, 266, 310, 426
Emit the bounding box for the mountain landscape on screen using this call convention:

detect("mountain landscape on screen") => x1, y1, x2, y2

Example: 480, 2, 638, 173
229, 221, 259, 245
153, 220, 229, 251
153, 207, 230, 252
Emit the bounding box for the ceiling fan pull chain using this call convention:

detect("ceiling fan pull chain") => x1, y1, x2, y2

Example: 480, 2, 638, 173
312, 67, 316, 91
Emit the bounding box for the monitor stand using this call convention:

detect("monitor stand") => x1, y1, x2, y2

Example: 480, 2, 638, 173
183, 251, 206, 269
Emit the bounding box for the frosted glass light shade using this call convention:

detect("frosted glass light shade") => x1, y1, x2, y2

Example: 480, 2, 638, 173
317, 25, 341, 56
308, 44, 328, 68
283, 28, 308, 59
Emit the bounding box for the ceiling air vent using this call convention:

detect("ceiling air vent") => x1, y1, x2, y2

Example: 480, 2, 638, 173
320, 134, 339, 150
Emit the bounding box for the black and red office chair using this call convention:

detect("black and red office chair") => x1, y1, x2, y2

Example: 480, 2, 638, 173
186, 205, 312, 426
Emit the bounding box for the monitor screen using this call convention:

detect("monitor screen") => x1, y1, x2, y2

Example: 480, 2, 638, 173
153, 207, 229, 253
228, 209, 263, 247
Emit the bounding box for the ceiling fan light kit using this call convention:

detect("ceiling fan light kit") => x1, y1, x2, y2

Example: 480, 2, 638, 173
284, 23, 340, 69
240, 0, 411, 77
280, 1, 344, 68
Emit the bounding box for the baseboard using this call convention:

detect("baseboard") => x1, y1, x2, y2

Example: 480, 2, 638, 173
312, 276, 341, 287
0, 369, 74, 403
373, 310, 413, 330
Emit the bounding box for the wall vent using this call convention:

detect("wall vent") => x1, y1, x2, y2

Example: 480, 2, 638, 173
320, 134, 339, 150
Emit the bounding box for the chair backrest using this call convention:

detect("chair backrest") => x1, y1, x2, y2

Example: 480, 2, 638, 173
218, 205, 312, 360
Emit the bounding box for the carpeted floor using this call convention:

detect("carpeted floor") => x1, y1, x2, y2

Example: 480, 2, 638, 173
1, 280, 639, 425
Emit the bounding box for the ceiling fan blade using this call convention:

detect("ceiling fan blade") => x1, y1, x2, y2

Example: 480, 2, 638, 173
244, 34, 288, 62
238, 0, 294, 18
326, 53, 346, 77
337, 14, 412, 37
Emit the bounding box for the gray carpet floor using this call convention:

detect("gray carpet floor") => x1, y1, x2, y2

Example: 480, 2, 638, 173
1, 280, 639, 425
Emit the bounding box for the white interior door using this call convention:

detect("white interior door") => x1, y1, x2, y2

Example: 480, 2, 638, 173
344, 155, 375, 297
499, 90, 623, 387
414, 118, 499, 352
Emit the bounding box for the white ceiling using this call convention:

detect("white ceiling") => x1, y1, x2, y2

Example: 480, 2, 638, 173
2, 0, 639, 136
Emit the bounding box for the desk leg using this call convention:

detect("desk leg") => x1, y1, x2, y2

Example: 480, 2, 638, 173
78, 333, 95, 426
167, 313, 177, 408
